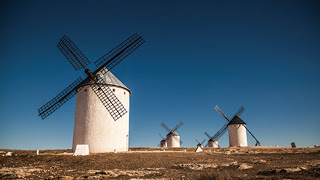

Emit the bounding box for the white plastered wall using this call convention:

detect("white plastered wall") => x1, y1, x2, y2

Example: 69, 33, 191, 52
208, 140, 219, 148
72, 85, 130, 153
166, 135, 180, 147
228, 124, 247, 147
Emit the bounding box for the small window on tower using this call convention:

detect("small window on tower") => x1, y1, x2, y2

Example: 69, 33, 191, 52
113, 89, 115, 92
84, 89, 87, 92
124, 92, 126, 95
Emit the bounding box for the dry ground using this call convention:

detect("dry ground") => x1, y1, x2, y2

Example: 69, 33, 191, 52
0, 147, 319, 179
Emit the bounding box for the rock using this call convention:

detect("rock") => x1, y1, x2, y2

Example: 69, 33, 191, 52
299, 166, 308, 170
258, 159, 267, 163
59, 176, 74, 180
4, 152, 12, 156
73, 144, 89, 156
224, 151, 231, 155
221, 163, 230, 167
229, 161, 238, 165
253, 159, 267, 164
238, 164, 253, 170
283, 167, 301, 173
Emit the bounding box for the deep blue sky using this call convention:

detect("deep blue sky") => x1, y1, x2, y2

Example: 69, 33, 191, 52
1, 0, 319, 149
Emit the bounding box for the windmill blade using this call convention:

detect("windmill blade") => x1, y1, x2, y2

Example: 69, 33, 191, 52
89, 75, 127, 121
233, 106, 245, 118
212, 124, 228, 141
94, 33, 145, 75
159, 133, 165, 140
214, 105, 230, 122
160, 123, 171, 132
201, 139, 206, 144
57, 35, 90, 71
38, 77, 84, 119
196, 139, 201, 144
244, 126, 261, 146
173, 121, 184, 132
204, 132, 212, 139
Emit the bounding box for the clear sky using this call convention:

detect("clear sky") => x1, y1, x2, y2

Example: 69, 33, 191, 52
0, 0, 319, 149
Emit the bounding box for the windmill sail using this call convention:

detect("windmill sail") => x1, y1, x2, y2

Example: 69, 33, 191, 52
89, 75, 127, 121
38, 77, 83, 119
57, 35, 90, 71
94, 33, 145, 75
38, 33, 145, 120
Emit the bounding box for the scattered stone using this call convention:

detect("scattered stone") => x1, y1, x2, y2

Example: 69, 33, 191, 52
283, 167, 301, 173
253, 159, 267, 164
58, 175, 74, 180
224, 151, 231, 155
73, 144, 89, 156
0, 151, 5, 153
175, 163, 218, 170
238, 164, 253, 170
229, 161, 238, 165
4, 152, 12, 156
0, 167, 42, 178
221, 163, 230, 167
86, 169, 162, 178
299, 166, 308, 170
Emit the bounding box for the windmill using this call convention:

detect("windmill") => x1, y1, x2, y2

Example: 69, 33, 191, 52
214, 105, 261, 147
160, 121, 184, 147
204, 106, 245, 147
159, 133, 167, 147
196, 139, 206, 148
38, 33, 145, 153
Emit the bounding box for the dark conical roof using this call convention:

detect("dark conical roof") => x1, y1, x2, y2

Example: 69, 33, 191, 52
100, 70, 131, 94
228, 115, 246, 125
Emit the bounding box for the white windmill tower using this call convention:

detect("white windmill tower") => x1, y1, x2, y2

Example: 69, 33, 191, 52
204, 132, 219, 148
38, 34, 145, 153
73, 70, 131, 153
195, 139, 205, 152
160, 121, 184, 147
214, 105, 261, 147
159, 133, 167, 147
227, 115, 247, 147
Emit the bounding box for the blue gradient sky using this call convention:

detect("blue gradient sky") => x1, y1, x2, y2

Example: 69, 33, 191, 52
1, 0, 319, 149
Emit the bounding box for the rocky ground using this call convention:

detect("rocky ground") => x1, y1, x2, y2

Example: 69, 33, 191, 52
0, 147, 319, 179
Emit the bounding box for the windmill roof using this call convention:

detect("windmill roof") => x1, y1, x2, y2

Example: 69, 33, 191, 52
167, 131, 179, 136
101, 70, 131, 94
228, 115, 246, 125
